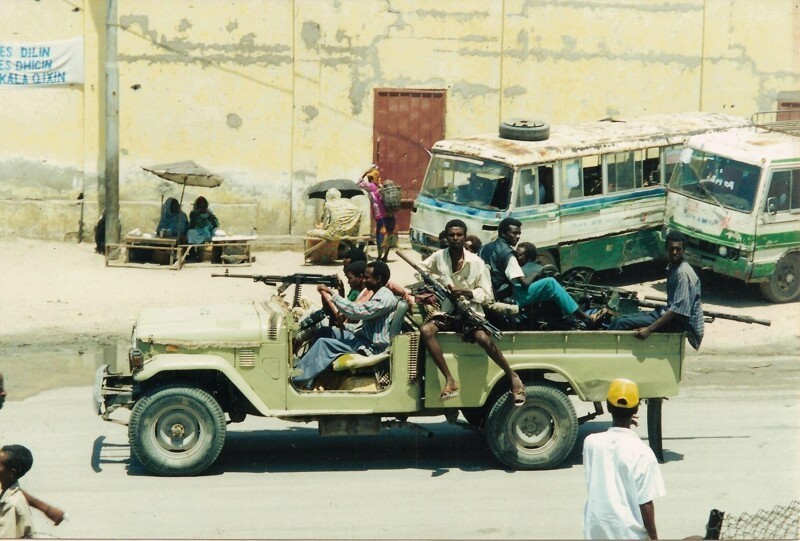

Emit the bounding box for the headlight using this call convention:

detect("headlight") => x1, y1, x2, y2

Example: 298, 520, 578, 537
718, 246, 728, 257
129, 348, 144, 372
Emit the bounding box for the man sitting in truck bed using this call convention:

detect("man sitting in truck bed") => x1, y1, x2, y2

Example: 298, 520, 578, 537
292, 260, 398, 389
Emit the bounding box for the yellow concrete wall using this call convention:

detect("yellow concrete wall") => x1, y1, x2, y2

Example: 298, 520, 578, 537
0, 0, 797, 242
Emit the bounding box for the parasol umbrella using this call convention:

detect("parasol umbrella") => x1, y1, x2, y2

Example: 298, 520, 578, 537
307, 178, 365, 199
142, 160, 224, 205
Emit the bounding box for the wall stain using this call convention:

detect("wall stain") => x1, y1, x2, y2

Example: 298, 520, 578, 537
119, 15, 292, 66
302, 105, 319, 122
226, 20, 239, 33
227, 113, 242, 129
177, 18, 192, 32
503, 85, 526, 98
301, 20, 321, 50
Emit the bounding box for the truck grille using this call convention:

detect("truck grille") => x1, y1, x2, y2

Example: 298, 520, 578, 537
237, 349, 257, 369
407, 333, 420, 383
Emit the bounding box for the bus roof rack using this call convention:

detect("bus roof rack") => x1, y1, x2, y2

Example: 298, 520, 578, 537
750, 110, 800, 136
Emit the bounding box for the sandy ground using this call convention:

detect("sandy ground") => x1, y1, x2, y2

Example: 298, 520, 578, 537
0, 236, 798, 400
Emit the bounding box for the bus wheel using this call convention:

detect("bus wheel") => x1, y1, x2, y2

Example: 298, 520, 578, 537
535, 250, 558, 270
499, 119, 550, 141
484, 384, 578, 469
759, 253, 800, 303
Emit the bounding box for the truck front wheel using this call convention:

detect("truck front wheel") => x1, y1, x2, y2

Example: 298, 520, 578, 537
128, 385, 227, 476
759, 253, 800, 303
485, 384, 578, 470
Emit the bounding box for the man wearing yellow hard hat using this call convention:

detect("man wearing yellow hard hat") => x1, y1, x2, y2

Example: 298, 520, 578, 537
583, 378, 666, 540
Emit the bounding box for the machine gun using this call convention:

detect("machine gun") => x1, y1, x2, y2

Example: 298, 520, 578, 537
212, 271, 339, 307
396, 250, 503, 340
640, 296, 771, 326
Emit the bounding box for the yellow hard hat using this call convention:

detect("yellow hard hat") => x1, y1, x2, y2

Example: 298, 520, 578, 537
607, 378, 639, 408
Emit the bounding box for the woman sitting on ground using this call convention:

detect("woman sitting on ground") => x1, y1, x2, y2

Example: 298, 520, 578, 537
306, 188, 362, 240
187, 196, 220, 244
156, 197, 188, 240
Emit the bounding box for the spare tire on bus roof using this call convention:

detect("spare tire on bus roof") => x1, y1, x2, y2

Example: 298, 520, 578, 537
499, 118, 550, 141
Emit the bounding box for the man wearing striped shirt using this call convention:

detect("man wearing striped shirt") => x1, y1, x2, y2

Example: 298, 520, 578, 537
609, 231, 704, 350
292, 260, 398, 389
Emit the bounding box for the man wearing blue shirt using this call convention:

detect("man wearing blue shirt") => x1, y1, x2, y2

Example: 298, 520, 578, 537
609, 231, 704, 350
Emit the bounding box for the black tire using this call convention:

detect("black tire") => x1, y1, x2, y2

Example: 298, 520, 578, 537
128, 385, 227, 476
535, 250, 559, 270
499, 118, 550, 141
759, 252, 800, 303
485, 384, 578, 470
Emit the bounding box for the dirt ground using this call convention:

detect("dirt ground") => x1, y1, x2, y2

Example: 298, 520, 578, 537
0, 237, 797, 399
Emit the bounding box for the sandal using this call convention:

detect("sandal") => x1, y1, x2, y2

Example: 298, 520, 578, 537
439, 383, 460, 400
510, 385, 526, 407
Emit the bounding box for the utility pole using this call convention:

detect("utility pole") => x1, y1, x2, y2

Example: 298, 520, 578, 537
104, 0, 121, 249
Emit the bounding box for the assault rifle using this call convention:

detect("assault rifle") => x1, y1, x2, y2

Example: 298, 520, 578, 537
396, 250, 503, 340
212, 271, 339, 307
641, 296, 771, 326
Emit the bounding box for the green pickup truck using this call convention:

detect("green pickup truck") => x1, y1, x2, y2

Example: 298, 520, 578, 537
94, 276, 684, 476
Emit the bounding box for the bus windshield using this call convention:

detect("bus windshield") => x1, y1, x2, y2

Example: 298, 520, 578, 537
420, 155, 513, 211
668, 149, 762, 213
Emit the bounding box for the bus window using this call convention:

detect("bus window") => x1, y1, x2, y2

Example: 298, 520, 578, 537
643, 148, 660, 185
516, 168, 537, 207
607, 151, 646, 192
538, 165, 554, 204
765, 169, 800, 212
663, 146, 683, 185
562, 160, 583, 200
583, 155, 603, 196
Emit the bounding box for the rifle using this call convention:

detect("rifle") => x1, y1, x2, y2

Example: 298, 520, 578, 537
396, 250, 503, 340
640, 296, 771, 326
212, 271, 339, 307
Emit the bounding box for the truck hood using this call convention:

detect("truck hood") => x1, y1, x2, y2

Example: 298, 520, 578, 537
135, 301, 273, 345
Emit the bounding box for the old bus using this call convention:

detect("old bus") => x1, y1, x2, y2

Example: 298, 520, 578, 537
408, 113, 748, 273
665, 112, 800, 303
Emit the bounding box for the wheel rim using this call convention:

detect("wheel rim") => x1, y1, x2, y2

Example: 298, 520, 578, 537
775, 257, 798, 295
506, 404, 557, 454
149, 404, 207, 457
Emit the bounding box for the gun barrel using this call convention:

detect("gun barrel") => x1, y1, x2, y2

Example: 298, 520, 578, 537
639, 297, 770, 326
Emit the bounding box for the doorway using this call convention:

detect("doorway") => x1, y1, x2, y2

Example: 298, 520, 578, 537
373, 89, 446, 232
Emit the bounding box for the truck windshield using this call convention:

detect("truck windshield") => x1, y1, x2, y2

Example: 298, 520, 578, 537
420, 155, 513, 211
668, 149, 762, 213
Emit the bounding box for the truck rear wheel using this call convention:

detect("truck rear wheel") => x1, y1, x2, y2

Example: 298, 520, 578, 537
759, 253, 799, 303
128, 385, 227, 476
485, 384, 578, 470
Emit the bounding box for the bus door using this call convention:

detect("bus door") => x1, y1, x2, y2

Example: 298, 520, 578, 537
514, 164, 559, 259
755, 166, 800, 272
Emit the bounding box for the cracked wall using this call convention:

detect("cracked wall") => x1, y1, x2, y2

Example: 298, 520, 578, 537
0, 0, 797, 242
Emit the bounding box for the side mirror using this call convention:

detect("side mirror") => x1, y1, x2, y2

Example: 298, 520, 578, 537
767, 197, 777, 216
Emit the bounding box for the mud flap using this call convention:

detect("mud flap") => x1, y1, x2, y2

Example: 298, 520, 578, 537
646, 397, 664, 463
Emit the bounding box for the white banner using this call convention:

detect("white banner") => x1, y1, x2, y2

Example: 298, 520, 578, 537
0, 37, 84, 87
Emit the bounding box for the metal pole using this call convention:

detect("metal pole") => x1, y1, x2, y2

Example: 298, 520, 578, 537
104, 0, 121, 249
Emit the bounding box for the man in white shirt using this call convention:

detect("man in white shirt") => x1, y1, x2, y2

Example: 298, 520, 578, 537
583, 378, 665, 540
419, 219, 526, 405
0, 445, 36, 538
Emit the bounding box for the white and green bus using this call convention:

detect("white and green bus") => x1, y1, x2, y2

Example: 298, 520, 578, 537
665, 112, 800, 303
409, 112, 748, 274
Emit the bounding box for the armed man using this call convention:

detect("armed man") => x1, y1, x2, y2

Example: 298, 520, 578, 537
480, 217, 598, 328
417, 219, 526, 405
609, 231, 704, 350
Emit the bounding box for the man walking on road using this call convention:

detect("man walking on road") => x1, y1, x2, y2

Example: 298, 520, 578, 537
583, 378, 665, 540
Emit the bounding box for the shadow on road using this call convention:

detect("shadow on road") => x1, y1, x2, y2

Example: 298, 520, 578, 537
206, 422, 498, 475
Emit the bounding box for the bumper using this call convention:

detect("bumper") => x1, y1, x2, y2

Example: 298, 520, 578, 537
93, 364, 134, 420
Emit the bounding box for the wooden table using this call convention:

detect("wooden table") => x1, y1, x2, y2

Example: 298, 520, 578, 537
105, 235, 182, 269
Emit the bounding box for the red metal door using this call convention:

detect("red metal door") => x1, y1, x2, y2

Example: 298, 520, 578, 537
373, 89, 446, 232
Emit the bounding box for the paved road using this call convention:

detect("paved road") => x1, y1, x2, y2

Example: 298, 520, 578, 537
2, 379, 797, 539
